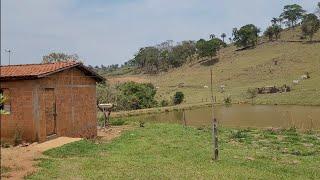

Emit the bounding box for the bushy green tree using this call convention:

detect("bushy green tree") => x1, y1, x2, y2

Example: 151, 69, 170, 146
264, 25, 282, 41
116, 82, 157, 110
42, 52, 79, 63
272, 25, 282, 40
264, 26, 274, 41
196, 38, 224, 59
171, 41, 196, 68
233, 24, 260, 48
173, 92, 184, 105
131, 41, 196, 73
280, 4, 306, 28
301, 13, 320, 41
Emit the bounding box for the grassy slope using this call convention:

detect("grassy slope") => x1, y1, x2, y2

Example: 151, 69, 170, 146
108, 29, 320, 106
29, 123, 320, 179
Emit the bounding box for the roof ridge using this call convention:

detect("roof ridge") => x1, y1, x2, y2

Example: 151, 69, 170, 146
0, 60, 80, 67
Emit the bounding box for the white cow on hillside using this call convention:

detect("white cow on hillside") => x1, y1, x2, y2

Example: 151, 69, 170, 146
293, 80, 299, 85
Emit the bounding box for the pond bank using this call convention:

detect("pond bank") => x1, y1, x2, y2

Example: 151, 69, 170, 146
111, 102, 212, 118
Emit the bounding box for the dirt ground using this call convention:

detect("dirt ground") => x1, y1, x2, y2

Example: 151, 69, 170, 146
1, 126, 131, 179
97, 125, 132, 141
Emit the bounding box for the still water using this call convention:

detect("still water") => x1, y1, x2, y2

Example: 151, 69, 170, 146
129, 105, 320, 129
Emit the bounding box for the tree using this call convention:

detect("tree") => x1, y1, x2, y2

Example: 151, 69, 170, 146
233, 24, 260, 48
196, 38, 223, 59
42, 52, 79, 63
173, 91, 184, 105
280, 4, 306, 28
132, 47, 160, 73
264, 25, 282, 41
301, 13, 320, 41
96, 82, 117, 104
232, 28, 237, 38
209, 34, 216, 39
264, 26, 274, 41
116, 82, 157, 110
272, 25, 282, 40
171, 41, 196, 68
221, 33, 227, 43
278, 16, 284, 27
271, 17, 278, 25
316, 2, 320, 16
246, 88, 258, 104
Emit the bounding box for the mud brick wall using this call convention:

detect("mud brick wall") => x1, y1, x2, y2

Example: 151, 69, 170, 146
1, 67, 98, 143
0, 80, 37, 142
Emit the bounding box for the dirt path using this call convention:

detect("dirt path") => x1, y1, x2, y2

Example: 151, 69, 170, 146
1, 137, 82, 179
1, 126, 131, 179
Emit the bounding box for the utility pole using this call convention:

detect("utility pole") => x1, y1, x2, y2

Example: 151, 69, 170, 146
5, 49, 12, 65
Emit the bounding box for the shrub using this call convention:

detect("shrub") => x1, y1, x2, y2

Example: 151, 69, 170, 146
116, 82, 158, 110
110, 118, 126, 126
139, 120, 145, 127
223, 95, 232, 106
1, 141, 10, 148
230, 130, 248, 139
160, 100, 169, 107
173, 92, 184, 105
246, 88, 258, 104
14, 126, 23, 146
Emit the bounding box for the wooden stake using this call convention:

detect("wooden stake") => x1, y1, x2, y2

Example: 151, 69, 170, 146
210, 68, 219, 160
183, 109, 187, 127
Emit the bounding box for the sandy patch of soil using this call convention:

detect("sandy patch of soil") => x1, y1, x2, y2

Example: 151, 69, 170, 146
97, 125, 132, 141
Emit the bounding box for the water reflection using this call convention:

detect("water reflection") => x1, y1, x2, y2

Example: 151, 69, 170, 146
129, 105, 320, 129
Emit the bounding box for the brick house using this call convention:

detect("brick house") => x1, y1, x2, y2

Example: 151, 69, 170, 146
0, 61, 104, 143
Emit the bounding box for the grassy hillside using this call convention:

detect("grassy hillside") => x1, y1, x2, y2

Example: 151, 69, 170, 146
108, 28, 320, 106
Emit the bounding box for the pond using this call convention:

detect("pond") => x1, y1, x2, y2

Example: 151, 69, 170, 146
127, 105, 320, 129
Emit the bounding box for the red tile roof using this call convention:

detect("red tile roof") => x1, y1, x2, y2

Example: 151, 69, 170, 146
0, 61, 104, 82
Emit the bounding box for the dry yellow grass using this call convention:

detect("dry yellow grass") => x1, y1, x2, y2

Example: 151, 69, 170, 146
108, 29, 320, 106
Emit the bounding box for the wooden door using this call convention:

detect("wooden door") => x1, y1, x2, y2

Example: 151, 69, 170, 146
44, 88, 57, 136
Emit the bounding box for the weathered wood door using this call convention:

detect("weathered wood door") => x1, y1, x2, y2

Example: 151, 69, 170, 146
44, 88, 57, 136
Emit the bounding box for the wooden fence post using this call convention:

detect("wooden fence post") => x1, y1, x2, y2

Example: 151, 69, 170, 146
210, 68, 219, 161
213, 118, 219, 160
183, 109, 187, 127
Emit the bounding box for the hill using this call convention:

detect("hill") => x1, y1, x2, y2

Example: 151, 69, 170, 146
107, 28, 320, 106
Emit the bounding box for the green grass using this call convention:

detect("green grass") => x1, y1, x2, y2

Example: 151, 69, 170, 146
28, 123, 320, 179
108, 29, 320, 106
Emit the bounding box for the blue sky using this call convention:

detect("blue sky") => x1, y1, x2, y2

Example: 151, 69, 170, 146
1, 0, 317, 66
